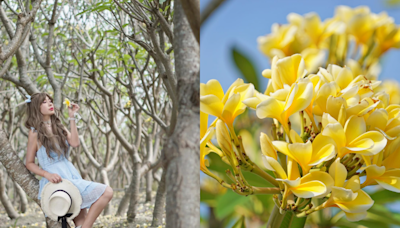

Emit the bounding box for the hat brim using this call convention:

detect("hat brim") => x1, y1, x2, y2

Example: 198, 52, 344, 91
41, 179, 82, 221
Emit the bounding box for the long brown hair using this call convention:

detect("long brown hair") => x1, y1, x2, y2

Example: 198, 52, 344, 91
24, 92, 68, 159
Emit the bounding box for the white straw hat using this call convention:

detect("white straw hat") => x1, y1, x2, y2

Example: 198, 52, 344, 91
41, 179, 82, 224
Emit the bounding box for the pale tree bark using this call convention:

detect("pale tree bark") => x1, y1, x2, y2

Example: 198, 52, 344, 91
0, 0, 43, 66
0, 168, 19, 219
0, 129, 64, 227
0, 1, 40, 95
151, 169, 166, 227
14, 182, 28, 213
179, 0, 200, 44
165, 1, 200, 228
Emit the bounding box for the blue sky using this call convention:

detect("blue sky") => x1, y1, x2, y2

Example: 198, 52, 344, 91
200, 0, 400, 90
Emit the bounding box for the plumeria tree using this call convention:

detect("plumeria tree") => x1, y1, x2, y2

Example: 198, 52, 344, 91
201, 5, 400, 228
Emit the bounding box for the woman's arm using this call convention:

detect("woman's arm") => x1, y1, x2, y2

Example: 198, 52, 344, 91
65, 119, 80, 147
66, 102, 80, 147
25, 129, 47, 178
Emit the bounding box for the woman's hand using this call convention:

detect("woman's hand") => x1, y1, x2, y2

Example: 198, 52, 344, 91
68, 102, 80, 117
44, 172, 62, 183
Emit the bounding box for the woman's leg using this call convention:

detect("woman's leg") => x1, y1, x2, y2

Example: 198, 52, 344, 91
81, 186, 113, 228
73, 209, 87, 227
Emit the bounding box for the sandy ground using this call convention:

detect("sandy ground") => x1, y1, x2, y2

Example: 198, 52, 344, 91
0, 190, 165, 228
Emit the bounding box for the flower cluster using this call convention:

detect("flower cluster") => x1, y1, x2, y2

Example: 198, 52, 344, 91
201, 52, 400, 220
258, 5, 400, 79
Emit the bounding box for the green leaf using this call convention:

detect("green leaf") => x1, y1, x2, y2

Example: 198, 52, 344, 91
57, 33, 67, 38
115, 67, 124, 73
367, 204, 400, 225
76, 9, 90, 16
159, 0, 166, 3
231, 46, 260, 91
107, 48, 117, 55
128, 41, 137, 49
123, 54, 131, 61
232, 215, 246, 228
370, 189, 400, 204
279, 212, 306, 228
215, 190, 251, 219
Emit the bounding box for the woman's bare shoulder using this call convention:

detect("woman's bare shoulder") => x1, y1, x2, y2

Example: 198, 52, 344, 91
28, 128, 39, 151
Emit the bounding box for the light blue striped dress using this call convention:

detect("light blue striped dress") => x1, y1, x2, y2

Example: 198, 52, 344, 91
31, 127, 107, 215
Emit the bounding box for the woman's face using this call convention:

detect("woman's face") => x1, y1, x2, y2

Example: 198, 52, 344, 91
40, 96, 54, 116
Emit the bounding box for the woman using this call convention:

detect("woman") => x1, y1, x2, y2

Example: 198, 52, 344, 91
25, 92, 113, 228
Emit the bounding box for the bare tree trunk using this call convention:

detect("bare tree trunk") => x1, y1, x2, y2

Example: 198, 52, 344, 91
151, 169, 166, 227
0, 169, 19, 219
116, 186, 131, 216
127, 158, 141, 222
14, 182, 28, 213
0, 129, 63, 228
145, 171, 153, 202
164, 1, 200, 228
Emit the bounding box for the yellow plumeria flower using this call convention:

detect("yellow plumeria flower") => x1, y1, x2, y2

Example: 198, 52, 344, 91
63, 98, 71, 108
321, 158, 374, 221
321, 113, 387, 158
362, 165, 400, 192
266, 54, 307, 92
366, 108, 400, 140
260, 132, 278, 160
200, 113, 223, 179
318, 64, 355, 90
272, 129, 335, 174
258, 23, 300, 59
245, 78, 313, 134
263, 155, 334, 198
378, 80, 400, 104
200, 79, 254, 125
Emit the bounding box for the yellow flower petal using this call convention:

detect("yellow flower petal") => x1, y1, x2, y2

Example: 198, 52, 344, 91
275, 54, 306, 87
332, 186, 358, 202
349, 131, 387, 155
200, 79, 224, 100
344, 175, 361, 192
288, 141, 313, 173
329, 158, 347, 187
287, 157, 300, 180
291, 180, 327, 198
289, 129, 303, 143
283, 79, 314, 121
262, 155, 287, 179
301, 171, 334, 198
200, 95, 224, 118
322, 122, 347, 150
344, 116, 366, 143
260, 133, 277, 160
375, 169, 400, 192
366, 109, 388, 132
221, 94, 241, 124
336, 189, 374, 213
326, 96, 347, 121
256, 97, 285, 122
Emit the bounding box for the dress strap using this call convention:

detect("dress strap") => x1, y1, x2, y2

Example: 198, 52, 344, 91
30, 126, 37, 133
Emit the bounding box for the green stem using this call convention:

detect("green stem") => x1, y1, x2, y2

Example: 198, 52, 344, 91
252, 165, 279, 187
253, 187, 281, 194
266, 205, 286, 228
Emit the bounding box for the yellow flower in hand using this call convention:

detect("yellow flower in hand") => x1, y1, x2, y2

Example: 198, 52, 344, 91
63, 98, 71, 108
